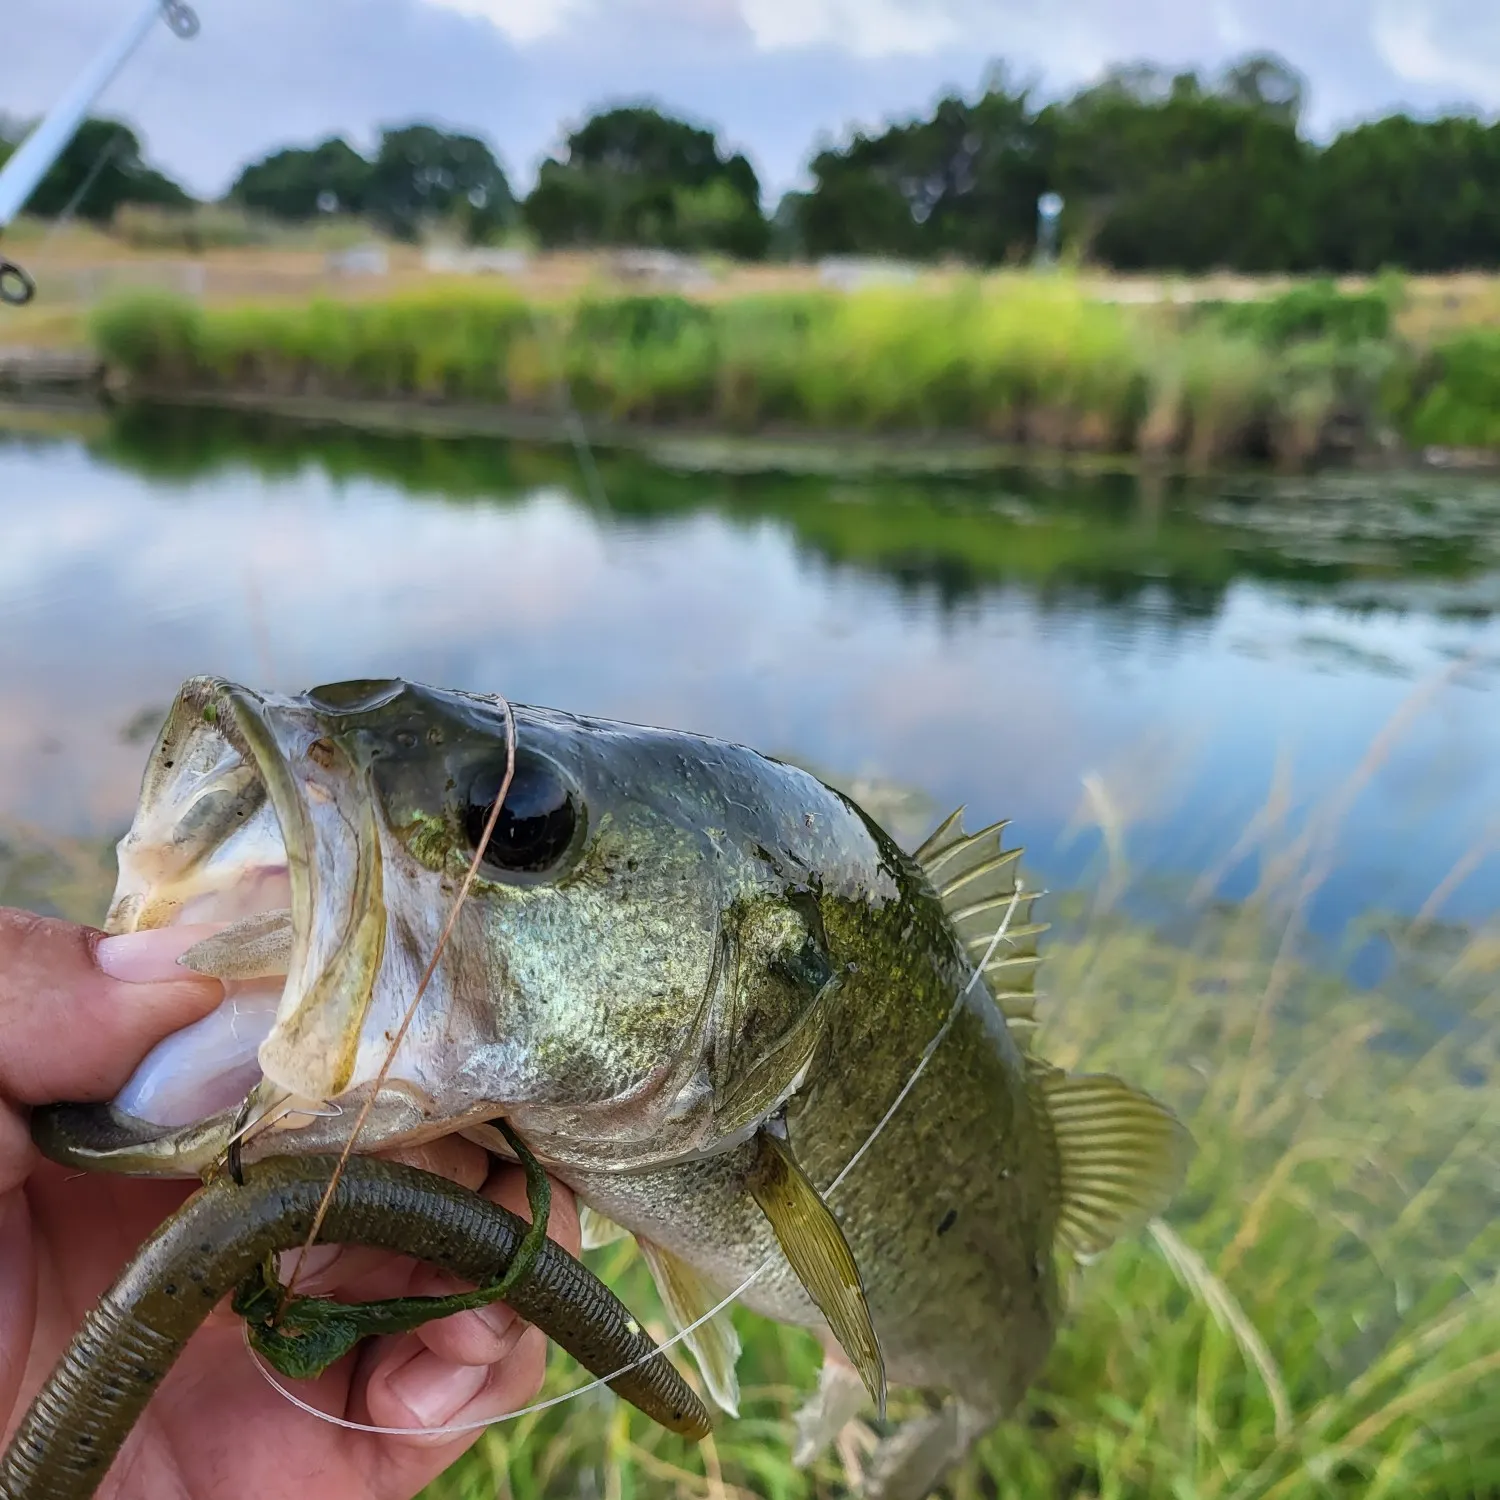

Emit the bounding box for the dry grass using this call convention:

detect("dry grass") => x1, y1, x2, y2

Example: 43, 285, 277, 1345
8, 217, 1500, 343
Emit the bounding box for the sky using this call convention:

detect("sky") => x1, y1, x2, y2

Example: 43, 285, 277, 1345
0, 0, 1497, 202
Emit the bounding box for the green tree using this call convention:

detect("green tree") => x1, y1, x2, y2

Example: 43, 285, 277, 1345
1314, 114, 1500, 271
1217, 51, 1306, 123
1044, 60, 1316, 271
796, 69, 1047, 261
6, 116, 190, 222
523, 105, 768, 258
768, 190, 810, 261
229, 137, 373, 219
366, 124, 515, 243
791, 52, 1318, 272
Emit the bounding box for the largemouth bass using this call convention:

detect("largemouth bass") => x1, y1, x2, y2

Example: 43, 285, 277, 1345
53, 675, 1190, 1499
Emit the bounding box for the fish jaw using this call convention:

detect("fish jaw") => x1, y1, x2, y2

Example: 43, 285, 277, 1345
230, 683, 388, 1105
92, 675, 722, 1175
96, 677, 399, 1173
89, 675, 874, 1181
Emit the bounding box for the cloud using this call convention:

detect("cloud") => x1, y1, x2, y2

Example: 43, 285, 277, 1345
423, 0, 584, 45
1372, 0, 1500, 107
680, 0, 961, 57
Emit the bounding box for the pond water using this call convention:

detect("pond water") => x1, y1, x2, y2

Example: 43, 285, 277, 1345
3, 405, 1498, 962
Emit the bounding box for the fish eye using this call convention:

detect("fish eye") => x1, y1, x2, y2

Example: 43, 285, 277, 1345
465, 756, 579, 875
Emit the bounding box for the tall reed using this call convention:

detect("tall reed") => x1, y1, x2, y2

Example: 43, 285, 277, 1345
90, 277, 1485, 463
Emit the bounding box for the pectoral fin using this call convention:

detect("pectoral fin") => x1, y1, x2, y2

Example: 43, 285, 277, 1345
748, 1125, 886, 1418
638, 1240, 742, 1416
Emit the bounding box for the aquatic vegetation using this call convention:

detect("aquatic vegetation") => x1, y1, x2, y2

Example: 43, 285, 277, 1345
87, 275, 1500, 463
1405, 330, 1500, 450
90, 289, 206, 385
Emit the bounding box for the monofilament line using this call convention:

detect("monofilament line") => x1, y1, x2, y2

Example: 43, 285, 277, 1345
251, 849, 1030, 1436
275, 695, 517, 1314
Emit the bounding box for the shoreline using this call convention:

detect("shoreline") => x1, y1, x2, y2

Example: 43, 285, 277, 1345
7, 382, 1500, 480
7, 273, 1500, 475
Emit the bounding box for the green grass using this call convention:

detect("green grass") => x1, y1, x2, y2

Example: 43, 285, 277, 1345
1200, 277, 1400, 348
7, 782, 1497, 1500
86, 275, 1500, 464
1406, 331, 1500, 450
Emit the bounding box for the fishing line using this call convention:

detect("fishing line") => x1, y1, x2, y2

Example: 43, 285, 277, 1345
43, 6, 197, 244
523, 300, 611, 520
248, 864, 1033, 1438
277, 694, 518, 1312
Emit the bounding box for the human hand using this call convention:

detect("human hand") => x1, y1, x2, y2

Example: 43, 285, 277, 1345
0, 908, 578, 1500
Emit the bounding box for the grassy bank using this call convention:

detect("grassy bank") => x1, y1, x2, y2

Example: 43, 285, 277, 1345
7, 778, 1498, 1500
83, 274, 1500, 467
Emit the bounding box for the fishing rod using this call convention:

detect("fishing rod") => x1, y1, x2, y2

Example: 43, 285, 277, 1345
0, 0, 199, 307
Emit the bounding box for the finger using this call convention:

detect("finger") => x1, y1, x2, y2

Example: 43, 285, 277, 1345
359, 1324, 550, 1448
407, 1165, 580, 1366
264, 1137, 493, 1296
0, 911, 224, 1106
481, 1159, 581, 1258
0, 1105, 34, 1195
205, 1247, 422, 1331
403, 1266, 530, 1368
378, 1133, 490, 1192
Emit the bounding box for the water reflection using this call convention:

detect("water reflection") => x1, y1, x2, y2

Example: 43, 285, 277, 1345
2, 406, 1498, 940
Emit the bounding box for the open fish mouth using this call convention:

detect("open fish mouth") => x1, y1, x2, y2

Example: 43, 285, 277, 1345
83, 675, 397, 1175
53, 673, 812, 1183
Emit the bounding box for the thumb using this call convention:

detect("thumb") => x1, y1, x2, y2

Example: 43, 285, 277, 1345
0, 910, 224, 1107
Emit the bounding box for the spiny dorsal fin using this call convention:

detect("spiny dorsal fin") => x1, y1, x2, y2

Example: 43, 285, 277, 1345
579, 1203, 631, 1251
1028, 1057, 1194, 1261
747, 1125, 887, 1419
911, 806, 966, 867
914, 808, 1047, 1041
638, 1240, 743, 1416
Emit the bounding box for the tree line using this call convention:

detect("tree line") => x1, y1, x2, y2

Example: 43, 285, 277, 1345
5, 50, 1500, 272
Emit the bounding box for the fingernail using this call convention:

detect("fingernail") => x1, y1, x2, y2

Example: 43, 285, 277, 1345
390, 1352, 489, 1428
97, 926, 225, 984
